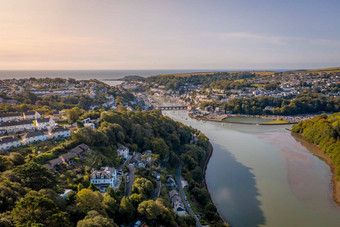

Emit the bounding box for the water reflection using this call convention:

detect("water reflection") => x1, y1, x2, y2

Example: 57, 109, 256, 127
161, 106, 340, 226
207, 143, 266, 226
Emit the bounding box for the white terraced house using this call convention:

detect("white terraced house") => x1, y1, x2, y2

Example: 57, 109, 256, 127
0, 113, 22, 122
0, 136, 21, 150
90, 167, 117, 192
23, 111, 41, 120
35, 118, 55, 130
47, 128, 71, 140
0, 120, 34, 134
21, 131, 47, 145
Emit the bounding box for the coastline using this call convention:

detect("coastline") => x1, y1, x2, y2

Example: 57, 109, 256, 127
291, 132, 340, 206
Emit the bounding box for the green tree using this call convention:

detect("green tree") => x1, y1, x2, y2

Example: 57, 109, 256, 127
77, 211, 118, 227
0, 179, 27, 212
67, 107, 84, 124
103, 194, 119, 218
152, 138, 169, 159
8, 152, 25, 165
89, 183, 98, 191
11, 195, 71, 227
129, 193, 143, 208
138, 199, 176, 226
0, 212, 14, 227
76, 189, 105, 215
12, 162, 56, 190
106, 187, 118, 201
78, 183, 84, 192
132, 177, 154, 199
118, 196, 135, 224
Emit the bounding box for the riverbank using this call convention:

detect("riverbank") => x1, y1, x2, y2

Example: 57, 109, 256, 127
189, 113, 294, 125
203, 142, 229, 226
292, 132, 340, 206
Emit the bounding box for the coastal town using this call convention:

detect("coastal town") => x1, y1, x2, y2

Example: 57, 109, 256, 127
128, 70, 339, 124
0, 69, 339, 227
0, 76, 214, 226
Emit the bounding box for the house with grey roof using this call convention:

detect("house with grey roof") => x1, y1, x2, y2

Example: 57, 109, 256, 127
168, 189, 187, 217
0, 136, 21, 150
21, 131, 47, 145
47, 127, 71, 140
43, 143, 91, 171
35, 118, 55, 130
23, 111, 41, 120
43, 158, 64, 171
0, 120, 34, 134
0, 113, 22, 123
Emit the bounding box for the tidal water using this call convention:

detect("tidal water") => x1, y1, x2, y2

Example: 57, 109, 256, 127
158, 103, 340, 226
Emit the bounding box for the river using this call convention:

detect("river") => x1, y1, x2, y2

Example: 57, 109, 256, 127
156, 99, 340, 227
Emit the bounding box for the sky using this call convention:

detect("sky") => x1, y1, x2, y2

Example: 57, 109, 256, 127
1, 0, 340, 70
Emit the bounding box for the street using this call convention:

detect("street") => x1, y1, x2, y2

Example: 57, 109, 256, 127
125, 163, 135, 196
176, 162, 202, 227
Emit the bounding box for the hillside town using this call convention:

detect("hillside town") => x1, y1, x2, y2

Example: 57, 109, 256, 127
127, 71, 340, 123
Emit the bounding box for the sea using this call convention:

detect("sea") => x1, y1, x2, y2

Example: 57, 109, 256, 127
0, 69, 288, 81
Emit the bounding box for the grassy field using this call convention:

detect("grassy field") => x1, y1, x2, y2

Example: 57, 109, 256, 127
56, 121, 69, 126
160, 70, 277, 77
288, 67, 340, 73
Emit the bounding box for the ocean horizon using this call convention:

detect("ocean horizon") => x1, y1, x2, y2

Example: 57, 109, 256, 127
0, 69, 291, 81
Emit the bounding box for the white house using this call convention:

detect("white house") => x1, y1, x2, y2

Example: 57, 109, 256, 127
21, 131, 47, 145
36, 118, 55, 130
23, 111, 41, 120
84, 122, 95, 129
0, 136, 21, 150
90, 167, 118, 192
117, 145, 129, 159
47, 128, 71, 140
0, 113, 22, 123
0, 120, 34, 134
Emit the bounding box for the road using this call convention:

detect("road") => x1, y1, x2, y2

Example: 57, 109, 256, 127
117, 159, 128, 172
176, 162, 202, 227
126, 163, 135, 196
152, 177, 161, 199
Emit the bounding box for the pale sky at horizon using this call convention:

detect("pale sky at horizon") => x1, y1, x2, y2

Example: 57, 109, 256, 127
1, 0, 340, 70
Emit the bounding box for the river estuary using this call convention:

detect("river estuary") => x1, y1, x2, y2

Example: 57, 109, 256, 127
157, 98, 340, 227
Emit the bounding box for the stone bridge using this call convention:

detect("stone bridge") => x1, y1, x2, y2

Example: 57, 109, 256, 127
157, 106, 187, 110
